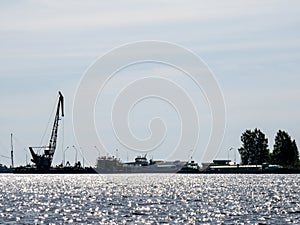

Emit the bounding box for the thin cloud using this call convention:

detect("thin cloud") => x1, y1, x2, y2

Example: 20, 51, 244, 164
0, 0, 289, 32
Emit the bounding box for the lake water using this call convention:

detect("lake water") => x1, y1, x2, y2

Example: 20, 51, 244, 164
0, 174, 299, 224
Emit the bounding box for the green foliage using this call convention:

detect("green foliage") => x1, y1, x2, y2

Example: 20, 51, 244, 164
238, 128, 269, 165
271, 130, 299, 168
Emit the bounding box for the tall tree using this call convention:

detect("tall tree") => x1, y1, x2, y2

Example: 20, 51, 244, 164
271, 130, 299, 167
239, 128, 269, 165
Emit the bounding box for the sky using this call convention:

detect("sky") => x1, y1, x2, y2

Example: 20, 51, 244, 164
0, 0, 300, 167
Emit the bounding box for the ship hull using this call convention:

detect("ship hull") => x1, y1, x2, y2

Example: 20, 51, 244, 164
13, 167, 97, 174
96, 159, 186, 174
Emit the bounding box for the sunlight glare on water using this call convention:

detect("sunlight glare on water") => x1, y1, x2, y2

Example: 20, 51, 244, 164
0, 174, 299, 224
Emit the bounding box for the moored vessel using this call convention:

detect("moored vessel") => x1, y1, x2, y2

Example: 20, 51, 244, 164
96, 154, 186, 173
177, 161, 202, 174
0, 164, 13, 173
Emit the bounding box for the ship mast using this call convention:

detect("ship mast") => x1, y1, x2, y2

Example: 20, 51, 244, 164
29, 92, 64, 170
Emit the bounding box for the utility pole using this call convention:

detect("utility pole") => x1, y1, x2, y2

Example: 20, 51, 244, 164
116, 149, 119, 159
10, 133, 14, 168
24, 148, 28, 165
228, 147, 233, 162
188, 149, 193, 161
72, 145, 78, 164
63, 146, 69, 166
234, 148, 236, 165
94, 146, 100, 158
81, 147, 84, 168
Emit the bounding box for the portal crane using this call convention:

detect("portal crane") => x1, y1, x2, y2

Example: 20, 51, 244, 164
29, 92, 64, 170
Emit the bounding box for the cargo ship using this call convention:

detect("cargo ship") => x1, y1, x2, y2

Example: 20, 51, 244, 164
95, 154, 186, 173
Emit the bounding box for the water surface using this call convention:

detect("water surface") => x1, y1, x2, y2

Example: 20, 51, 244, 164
0, 174, 299, 224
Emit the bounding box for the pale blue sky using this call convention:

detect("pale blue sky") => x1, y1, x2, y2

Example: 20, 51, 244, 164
0, 0, 300, 166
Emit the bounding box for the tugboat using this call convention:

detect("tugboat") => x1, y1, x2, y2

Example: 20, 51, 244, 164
177, 160, 202, 174
14, 92, 96, 174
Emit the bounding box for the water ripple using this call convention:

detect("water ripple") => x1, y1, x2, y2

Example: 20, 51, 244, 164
0, 174, 299, 224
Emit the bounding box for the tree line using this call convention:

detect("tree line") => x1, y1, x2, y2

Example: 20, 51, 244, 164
238, 128, 300, 168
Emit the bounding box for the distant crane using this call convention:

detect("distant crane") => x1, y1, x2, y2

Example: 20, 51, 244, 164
29, 92, 64, 170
